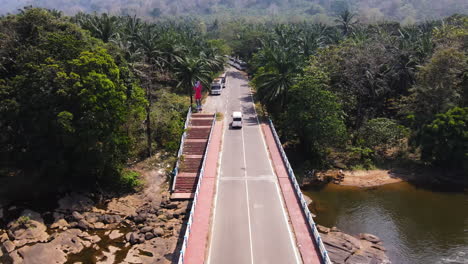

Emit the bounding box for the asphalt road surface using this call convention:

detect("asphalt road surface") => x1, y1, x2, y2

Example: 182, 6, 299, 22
204, 68, 302, 264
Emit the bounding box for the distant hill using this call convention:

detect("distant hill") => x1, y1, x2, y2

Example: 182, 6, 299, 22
1, 0, 467, 23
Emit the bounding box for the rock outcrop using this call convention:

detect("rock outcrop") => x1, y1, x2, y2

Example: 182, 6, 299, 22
318, 225, 391, 264
7, 210, 49, 247
10, 229, 99, 264
0, 159, 189, 264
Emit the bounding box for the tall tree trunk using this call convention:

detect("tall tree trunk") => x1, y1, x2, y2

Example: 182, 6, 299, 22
189, 84, 193, 107
146, 77, 152, 157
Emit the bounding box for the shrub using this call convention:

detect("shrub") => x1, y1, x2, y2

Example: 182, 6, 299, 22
358, 118, 410, 152
17, 216, 31, 228
119, 169, 142, 191
420, 107, 468, 171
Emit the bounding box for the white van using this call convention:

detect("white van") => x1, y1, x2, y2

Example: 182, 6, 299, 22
232, 111, 242, 128
211, 78, 222, 95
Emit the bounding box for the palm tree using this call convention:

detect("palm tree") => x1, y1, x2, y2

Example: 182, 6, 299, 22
335, 9, 358, 36
254, 46, 301, 112
133, 23, 166, 156
76, 13, 120, 43
174, 54, 213, 107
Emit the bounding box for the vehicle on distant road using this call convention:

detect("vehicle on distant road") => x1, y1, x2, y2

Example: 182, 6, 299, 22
220, 72, 226, 87
211, 78, 223, 95
232, 111, 242, 128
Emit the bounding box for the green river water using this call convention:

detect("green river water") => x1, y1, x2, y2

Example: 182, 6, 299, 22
303, 182, 468, 264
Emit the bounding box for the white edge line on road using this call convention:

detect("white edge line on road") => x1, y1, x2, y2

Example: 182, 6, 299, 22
206, 71, 229, 264
241, 101, 255, 264
247, 77, 303, 264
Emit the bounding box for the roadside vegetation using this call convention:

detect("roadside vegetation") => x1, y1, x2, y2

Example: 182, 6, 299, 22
0, 7, 466, 197
214, 12, 467, 182
0, 8, 226, 196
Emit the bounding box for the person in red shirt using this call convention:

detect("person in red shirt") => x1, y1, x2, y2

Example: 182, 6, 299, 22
194, 81, 202, 111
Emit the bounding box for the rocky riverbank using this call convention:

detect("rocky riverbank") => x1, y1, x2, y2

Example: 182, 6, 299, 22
0, 158, 188, 264
317, 225, 390, 264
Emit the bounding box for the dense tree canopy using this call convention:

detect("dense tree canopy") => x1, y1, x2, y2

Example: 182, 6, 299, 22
246, 13, 467, 175
0, 8, 227, 189
0, 9, 146, 184
0, 7, 466, 189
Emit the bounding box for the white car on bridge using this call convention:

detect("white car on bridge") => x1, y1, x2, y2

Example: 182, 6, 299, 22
232, 111, 242, 128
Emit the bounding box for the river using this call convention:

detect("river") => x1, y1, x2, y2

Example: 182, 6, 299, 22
303, 182, 468, 264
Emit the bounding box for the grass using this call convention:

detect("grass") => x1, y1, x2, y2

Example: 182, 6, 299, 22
254, 102, 268, 121
216, 112, 224, 121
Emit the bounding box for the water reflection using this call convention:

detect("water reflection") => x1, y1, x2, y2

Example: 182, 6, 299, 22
303, 182, 468, 264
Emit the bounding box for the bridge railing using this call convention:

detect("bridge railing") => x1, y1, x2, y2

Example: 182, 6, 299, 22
171, 107, 192, 191
268, 119, 332, 264
177, 114, 216, 264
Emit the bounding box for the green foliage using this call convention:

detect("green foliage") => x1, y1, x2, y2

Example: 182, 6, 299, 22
358, 118, 410, 151
0, 8, 145, 186
403, 47, 467, 125
17, 216, 31, 228
283, 67, 347, 164
246, 14, 467, 174
119, 169, 142, 191
420, 107, 468, 170
344, 146, 376, 170
151, 91, 190, 153
312, 35, 416, 129
207, 39, 232, 55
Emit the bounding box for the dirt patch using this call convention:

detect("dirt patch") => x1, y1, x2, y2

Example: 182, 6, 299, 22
340, 170, 404, 187
315, 169, 405, 187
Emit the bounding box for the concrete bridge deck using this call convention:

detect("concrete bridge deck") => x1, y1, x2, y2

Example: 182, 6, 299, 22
176, 68, 324, 264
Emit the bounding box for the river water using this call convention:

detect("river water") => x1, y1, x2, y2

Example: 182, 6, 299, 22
303, 182, 468, 264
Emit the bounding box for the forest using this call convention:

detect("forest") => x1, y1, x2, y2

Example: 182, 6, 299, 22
0, 7, 466, 194
2, 0, 467, 23
235, 12, 467, 180
0, 7, 226, 191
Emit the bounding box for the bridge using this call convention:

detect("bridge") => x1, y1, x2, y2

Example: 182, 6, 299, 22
171, 68, 331, 264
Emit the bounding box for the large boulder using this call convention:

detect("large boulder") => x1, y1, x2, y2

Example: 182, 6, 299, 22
57, 193, 94, 212
72, 211, 84, 221
84, 212, 100, 224
3, 240, 16, 253
129, 232, 142, 245
100, 214, 122, 224
320, 227, 390, 264
13, 229, 90, 264
50, 219, 69, 230
7, 210, 49, 247
77, 219, 91, 230
144, 232, 155, 240
140, 226, 153, 233
359, 233, 381, 244
106, 196, 141, 217
153, 227, 164, 237
108, 230, 123, 240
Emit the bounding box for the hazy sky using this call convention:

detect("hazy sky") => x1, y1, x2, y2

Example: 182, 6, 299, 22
1, 0, 467, 22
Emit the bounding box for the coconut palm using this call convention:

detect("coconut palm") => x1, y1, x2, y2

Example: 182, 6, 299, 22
174, 54, 213, 106
254, 46, 301, 112
78, 13, 120, 43
336, 9, 358, 36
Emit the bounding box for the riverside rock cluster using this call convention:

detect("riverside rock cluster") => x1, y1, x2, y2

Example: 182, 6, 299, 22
0, 191, 188, 264
317, 225, 390, 264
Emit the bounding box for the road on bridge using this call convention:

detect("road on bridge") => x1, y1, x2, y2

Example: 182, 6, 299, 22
204, 68, 302, 264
